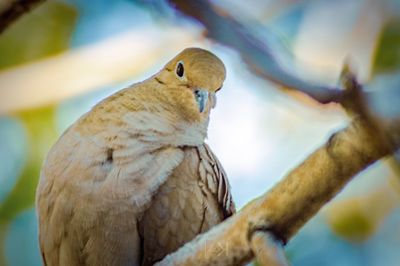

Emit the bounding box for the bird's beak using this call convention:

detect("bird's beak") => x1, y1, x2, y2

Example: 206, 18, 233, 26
194, 89, 209, 113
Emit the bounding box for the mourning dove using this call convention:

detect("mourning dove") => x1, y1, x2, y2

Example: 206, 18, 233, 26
36, 47, 235, 266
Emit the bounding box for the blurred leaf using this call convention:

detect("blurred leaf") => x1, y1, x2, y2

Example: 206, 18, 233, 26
325, 189, 398, 243
0, 0, 77, 70
0, 118, 26, 204
4, 209, 42, 266
372, 19, 400, 75
327, 200, 375, 243
387, 154, 400, 183
386, 157, 400, 199
0, 107, 57, 222
0, 221, 8, 266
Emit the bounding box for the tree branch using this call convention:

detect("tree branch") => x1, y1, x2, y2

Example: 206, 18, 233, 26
156, 67, 400, 265
157, 119, 397, 265
159, 2, 400, 264
250, 230, 289, 266
169, 0, 344, 104
0, 0, 45, 33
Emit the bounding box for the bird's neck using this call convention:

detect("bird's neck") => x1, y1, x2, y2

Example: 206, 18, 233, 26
80, 86, 211, 148
120, 110, 209, 147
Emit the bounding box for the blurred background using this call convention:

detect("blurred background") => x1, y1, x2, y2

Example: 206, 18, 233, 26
0, 0, 400, 265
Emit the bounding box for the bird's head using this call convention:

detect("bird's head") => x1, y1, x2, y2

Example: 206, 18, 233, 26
155, 47, 226, 123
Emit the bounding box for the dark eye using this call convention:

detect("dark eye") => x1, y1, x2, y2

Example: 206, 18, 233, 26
216, 86, 222, 92
176, 62, 184, 78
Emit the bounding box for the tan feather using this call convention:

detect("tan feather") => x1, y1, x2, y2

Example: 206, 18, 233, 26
36, 47, 233, 266
139, 145, 235, 266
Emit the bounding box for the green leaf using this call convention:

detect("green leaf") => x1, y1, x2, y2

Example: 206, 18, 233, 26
0, 221, 8, 266
0, 0, 77, 70
0, 106, 58, 222
372, 19, 400, 75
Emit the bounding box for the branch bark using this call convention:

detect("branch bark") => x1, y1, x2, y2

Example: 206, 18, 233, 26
0, 0, 45, 33
157, 116, 397, 265
250, 231, 289, 266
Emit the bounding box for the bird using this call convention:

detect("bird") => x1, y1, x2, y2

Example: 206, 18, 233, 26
36, 47, 235, 266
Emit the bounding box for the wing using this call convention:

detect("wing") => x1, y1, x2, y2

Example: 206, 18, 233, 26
139, 143, 235, 265
36, 122, 184, 266
197, 143, 235, 218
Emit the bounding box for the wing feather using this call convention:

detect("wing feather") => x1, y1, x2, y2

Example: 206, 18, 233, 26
197, 143, 236, 218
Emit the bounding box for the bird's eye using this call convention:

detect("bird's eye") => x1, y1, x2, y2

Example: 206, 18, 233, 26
176, 62, 184, 78
216, 86, 222, 92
